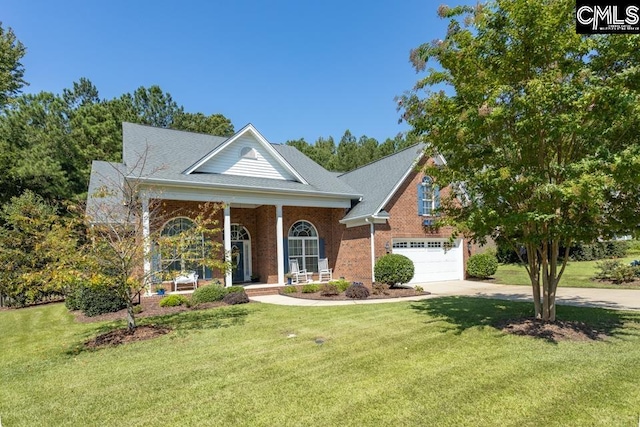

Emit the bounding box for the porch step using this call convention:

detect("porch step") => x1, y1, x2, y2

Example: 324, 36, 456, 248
244, 286, 285, 297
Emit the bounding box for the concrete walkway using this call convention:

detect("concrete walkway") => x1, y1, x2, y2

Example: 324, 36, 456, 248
250, 280, 640, 311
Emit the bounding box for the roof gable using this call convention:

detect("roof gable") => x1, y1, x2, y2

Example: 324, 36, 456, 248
184, 124, 307, 183
338, 144, 429, 223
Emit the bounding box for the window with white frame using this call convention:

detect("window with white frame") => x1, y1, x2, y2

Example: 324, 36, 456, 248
288, 220, 319, 273
160, 217, 206, 276
418, 177, 439, 216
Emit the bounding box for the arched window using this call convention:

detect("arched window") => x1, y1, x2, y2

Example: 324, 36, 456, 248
160, 217, 206, 276
288, 220, 319, 273
231, 224, 250, 241
240, 146, 257, 160
418, 177, 440, 216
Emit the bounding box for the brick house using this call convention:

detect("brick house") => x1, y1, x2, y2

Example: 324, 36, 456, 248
87, 122, 469, 287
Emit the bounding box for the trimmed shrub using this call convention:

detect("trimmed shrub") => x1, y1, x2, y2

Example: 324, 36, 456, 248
345, 283, 370, 299
320, 283, 339, 296
223, 291, 249, 305
374, 254, 415, 287
301, 284, 320, 293
226, 286, 245, 294
466, 253, 499, 279
415, 285, 424, 293
159, 294, 189, 307
282, 286, 298, 294
78, 281, 127, 317
328, 279, 350, 292
191, 284, 227, 305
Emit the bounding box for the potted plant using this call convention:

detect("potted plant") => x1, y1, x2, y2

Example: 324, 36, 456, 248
251, 274, 260, 283
285, 273, 293, 285
156, 285, 166, 296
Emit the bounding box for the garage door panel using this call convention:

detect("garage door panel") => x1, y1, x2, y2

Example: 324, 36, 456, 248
392, 239, 463, 284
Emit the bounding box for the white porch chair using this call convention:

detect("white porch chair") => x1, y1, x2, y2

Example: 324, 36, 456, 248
289, 259, 312, 284
318, 258, 333, 282
173, 271, 198, 291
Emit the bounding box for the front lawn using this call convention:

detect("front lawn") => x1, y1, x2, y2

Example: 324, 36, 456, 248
493, 255, 640, 289
1, 300, 639, 426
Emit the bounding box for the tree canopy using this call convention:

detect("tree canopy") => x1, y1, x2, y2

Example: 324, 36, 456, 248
400, 0, 640, 321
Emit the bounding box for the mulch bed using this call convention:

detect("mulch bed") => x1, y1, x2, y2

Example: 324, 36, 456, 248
84, 325, 171, 349
281, 286, 429, 300
495, 318, 608, 342
74, 297, 228, 348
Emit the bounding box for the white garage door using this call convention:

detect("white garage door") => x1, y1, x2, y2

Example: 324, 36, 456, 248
392, 239, 464, 284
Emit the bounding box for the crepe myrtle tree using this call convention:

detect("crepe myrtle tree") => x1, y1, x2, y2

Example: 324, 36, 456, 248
86, 156, 230, 330
399, 1, 640, 321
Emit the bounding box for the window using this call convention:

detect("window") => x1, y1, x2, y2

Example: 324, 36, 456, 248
427, 241, 443, 249
392, 241, 408, 248
410, 241, 425, 248
288, 220, 319, 272
160, 217, 206, 276
240, 146, 257, 160
231, 224, 250, 241
418, 177, 440, 216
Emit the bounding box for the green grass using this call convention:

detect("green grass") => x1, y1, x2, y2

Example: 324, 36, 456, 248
1, 301, 640, 426
494, 255, 640, 289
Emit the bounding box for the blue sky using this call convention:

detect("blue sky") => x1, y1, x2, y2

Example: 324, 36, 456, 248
5, 1, 465, 144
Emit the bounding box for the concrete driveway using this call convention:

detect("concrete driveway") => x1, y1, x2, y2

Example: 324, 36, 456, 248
251, 280, 640, 311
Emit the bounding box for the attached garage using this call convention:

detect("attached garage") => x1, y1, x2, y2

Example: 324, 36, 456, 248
391, 239, 464, 284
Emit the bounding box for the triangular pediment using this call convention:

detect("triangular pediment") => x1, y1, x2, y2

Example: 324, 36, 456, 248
184, 124, 307, 183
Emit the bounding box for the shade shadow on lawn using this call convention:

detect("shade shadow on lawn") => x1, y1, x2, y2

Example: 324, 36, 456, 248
410, 296, 639, 343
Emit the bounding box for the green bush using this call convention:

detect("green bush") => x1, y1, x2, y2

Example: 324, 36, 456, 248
301, 284, 320, 293
159, 294, 189, 307
328, 279, 350, 292
374, 254, 415, 287
594, 260, 622, 280
612, 265, 636, 284
495, 240, 522, 264
320, 283, 339, 296
226, 286, 245, 294
467, 252, 499, 279
282, 286, 298, 294
345, 283, 370, 299
78, 279, 127, 317
595, 260, 639, 283
570, 241, 628, 261
64, 283, 84, 311
191, 284, 227, 305
223, 291, 249, 305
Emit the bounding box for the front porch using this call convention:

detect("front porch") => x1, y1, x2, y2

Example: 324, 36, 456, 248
144, 198, 344, 289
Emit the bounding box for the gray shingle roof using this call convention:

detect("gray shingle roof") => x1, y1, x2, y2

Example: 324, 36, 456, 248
338, 144, 426, 221
86, 160, 130, 224
121, 122, 361, 198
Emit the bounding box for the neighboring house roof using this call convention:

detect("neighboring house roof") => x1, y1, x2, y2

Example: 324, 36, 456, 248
121, 122, 361, 199
337, 144, 427, 224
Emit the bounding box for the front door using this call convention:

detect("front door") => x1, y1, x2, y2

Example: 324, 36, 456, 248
231, 242, 245, 283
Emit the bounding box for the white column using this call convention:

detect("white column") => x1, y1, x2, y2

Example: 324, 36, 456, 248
370, 221, 376, 284
224, 204, 232, 287
142, 194, 151, 296
276, 205, 284, 285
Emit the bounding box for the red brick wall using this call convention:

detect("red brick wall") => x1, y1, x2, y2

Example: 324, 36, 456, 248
149, 155, 474, 285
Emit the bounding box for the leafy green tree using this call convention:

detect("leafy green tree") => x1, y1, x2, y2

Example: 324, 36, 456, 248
400, 0, 640, 321
120, 85, 183, 128
0, 191, 80, 306
173, 111, 234, 136
0, 23, 27, 107
333, 130, 359, 172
